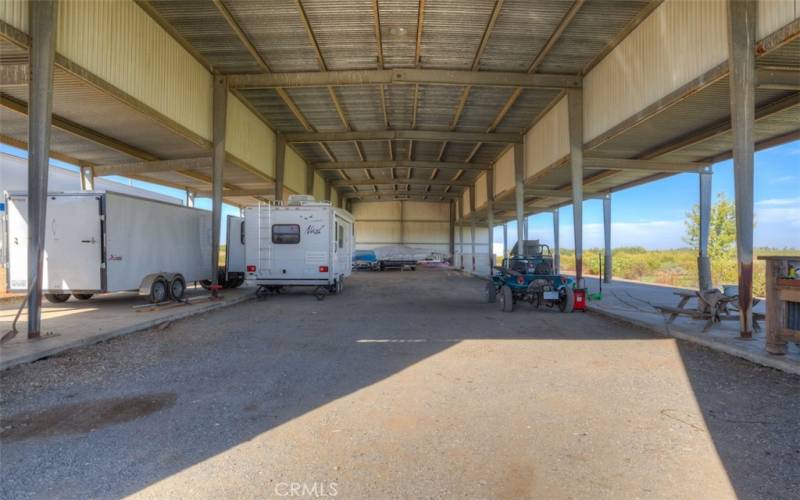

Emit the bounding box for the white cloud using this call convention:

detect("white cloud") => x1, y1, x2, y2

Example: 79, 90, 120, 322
756, 197, 800, 207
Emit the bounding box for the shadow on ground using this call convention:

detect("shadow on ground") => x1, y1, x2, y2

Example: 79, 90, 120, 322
1, 268, 798, 498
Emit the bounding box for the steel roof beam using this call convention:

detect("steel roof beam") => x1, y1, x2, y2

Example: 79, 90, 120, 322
285, 130, 522, 144
343, 190, 460, 199
583, 157, 709, 172
195, 188, 275, 197
313, 160, 490, 171
227, 69, 581, 90
93, 157, 212, 176
755, 66, 800, 91
333, 178, 471, 188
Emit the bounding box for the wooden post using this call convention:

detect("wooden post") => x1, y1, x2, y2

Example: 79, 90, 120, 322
698, 166, 713, 290
568, 88, 584, 285
727, 0, 756, 338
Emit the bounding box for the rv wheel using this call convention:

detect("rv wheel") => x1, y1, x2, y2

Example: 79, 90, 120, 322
149, 278, 169, 304
315, 286, 328, 301
73, 293, 94, 300
169, 276, 186, 301
45, 293, 70, 303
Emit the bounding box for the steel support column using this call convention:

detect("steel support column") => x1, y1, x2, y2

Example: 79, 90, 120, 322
502, 223, 508, 259
469, 187, 476, 273
449, 200, 456, 262
523, 215, 529, 241
513, 143, 525, 248
185, 189, 195, 208
79, 165, 94, 191
603, 194, 612, 283
26, 0, 57, 339
456, 198, 463, 269
552, 208, 560, 274
727, 0, 755, 338
211, 74, 227, 288
698, 166, 713, 290
486, 170, 495, 276
324, 181, 332, 202
275, 135, 286, 202
567, 88, 584, 285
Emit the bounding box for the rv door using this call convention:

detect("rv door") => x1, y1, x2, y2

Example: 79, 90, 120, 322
225, 215, 245, 278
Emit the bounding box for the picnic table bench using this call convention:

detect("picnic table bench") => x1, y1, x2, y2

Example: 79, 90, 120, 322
655, 290, 764, 333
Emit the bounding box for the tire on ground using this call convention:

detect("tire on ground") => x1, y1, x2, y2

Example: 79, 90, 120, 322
500, 285, 514, 313
149, 277, 169, 304
486, 283, 497, 303
44, 293, 70, 303
559, 286, 575, 313
72, 293, 94, 300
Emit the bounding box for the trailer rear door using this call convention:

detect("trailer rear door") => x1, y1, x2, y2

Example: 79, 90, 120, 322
225, 215, 245, 277
6, 194, 103, 292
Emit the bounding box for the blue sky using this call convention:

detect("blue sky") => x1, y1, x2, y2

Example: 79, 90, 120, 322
3, 141, 798, 250
501, 141, 799, 251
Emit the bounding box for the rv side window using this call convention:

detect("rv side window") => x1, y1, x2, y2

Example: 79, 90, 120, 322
272, 224, 300, 244
338, 224, 344, 249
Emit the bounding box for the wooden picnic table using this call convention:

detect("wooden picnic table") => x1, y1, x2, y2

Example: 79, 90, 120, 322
656, 290, 763, 333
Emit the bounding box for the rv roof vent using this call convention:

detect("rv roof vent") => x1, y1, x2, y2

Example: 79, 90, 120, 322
287, 194, 316, 205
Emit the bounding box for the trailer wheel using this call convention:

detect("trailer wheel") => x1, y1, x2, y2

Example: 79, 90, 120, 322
315, 286, 328, 301
73, 293, 94, 301
45, 293, 70, 303
169, 275, 186, 301
486, 283, 497, 303
149, 278, 168, 304
499, 285, 514, 313
558, 287, 575, 313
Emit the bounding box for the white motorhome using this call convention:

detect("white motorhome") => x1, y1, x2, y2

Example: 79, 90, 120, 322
244, 195, 354, 295
5, 191, 216, 303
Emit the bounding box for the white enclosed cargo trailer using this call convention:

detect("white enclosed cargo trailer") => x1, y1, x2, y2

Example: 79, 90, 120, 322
5, 192, 213, 303
244, 195, 354, 296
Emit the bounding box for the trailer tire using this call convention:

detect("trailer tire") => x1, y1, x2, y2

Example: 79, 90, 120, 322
149, 278, 169, 304
73, 293, 94, 300
558, 287, 575, 313
499, 285, 514, 313
45, 293, 70, 303
169, 275, 186, 301
486, 283, 497, 303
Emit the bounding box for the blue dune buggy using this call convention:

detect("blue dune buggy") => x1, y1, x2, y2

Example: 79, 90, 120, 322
487, 241, 576, 313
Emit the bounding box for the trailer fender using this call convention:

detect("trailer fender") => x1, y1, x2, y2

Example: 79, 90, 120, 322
138, 272, 175, 296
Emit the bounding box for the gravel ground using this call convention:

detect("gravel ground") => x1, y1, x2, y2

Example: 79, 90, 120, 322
1, 268, 799, 499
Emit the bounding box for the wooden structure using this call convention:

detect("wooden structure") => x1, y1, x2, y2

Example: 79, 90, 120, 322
759, 256, 800, 355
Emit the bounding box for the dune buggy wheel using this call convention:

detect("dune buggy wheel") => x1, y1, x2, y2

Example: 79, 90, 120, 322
558, 287, 575, 313
486, 283, 497, 303
499, 285, 514, 313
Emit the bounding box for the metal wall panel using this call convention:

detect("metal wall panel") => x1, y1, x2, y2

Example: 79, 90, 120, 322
758, 0, 798, 39
313, 172, 326, 201
494, 147, 514, 197
352, 201, 401, 220
0, 0, 27, 31
56, 0, 213, 141
284, 147, 306, 194
583, 0, 728, 142
475, 172, 487, 209
525, 96, 568, 178
462, 187, 471, 215
355, 221, 402, 246
403, 222, 450, 244
403, 202, 449, 221
226, 92, 275, 179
